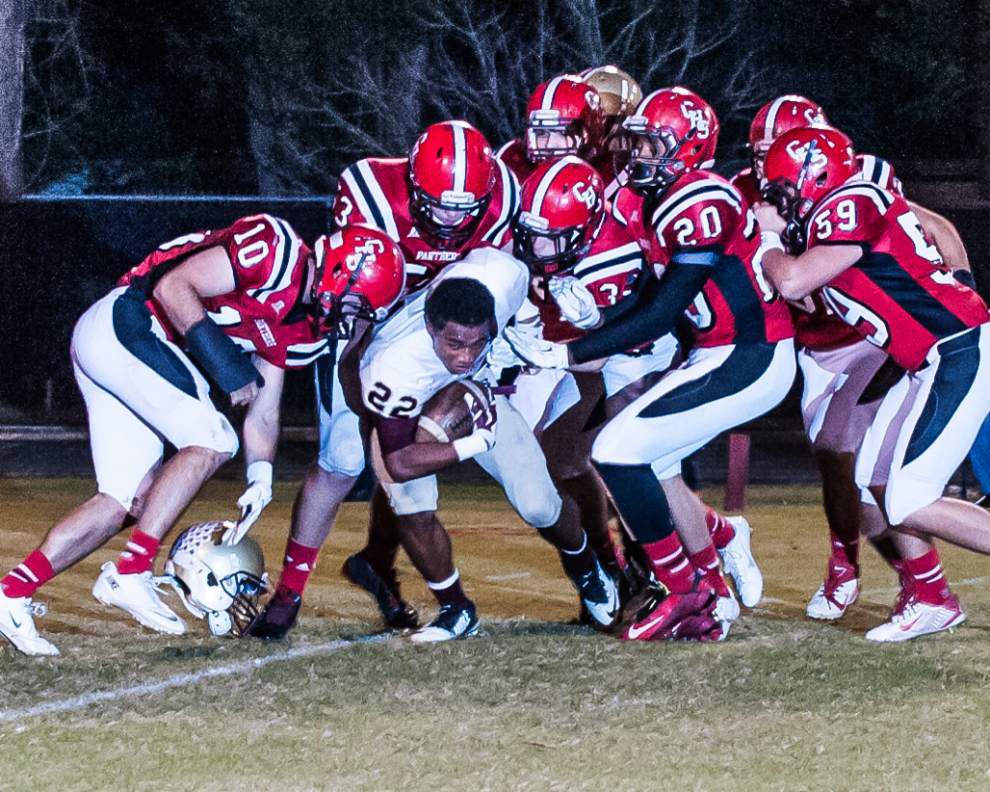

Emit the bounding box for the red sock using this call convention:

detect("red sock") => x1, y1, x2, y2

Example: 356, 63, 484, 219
706, 508, 735, 550
117, 529, 160, 575
904, 549, 950, 604
828, 531, 860, 576
278, 538, 320, 596
688, 542, 730, 598
1, 550, 55, 598
641, 534, 694, 594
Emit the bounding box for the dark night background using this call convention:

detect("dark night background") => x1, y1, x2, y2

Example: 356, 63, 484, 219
2, 0, 987, 427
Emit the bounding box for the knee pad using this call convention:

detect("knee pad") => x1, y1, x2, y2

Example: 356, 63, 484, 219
513, 486, 562, 529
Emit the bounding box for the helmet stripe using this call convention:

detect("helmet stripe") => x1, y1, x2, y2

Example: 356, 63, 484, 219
543, 76, 565, 109
452, 123, 467, 193
764, 96, 789, 141
531, 156, 573, 216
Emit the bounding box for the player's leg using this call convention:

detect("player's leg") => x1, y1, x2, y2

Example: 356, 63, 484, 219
477, 394, 620, 628
77, 289, 238, 634
0, 359, 162, 656
860, 326, 990, 640
593, 340, 796, 639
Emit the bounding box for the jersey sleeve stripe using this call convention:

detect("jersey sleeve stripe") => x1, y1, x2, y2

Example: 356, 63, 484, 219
483, 159, 518, 246
577, 255, 643, 285
249, 216, 299, 303
650, 181, 742, 233
286, 339, 330, 366
352, 160, 400, 240
822, 182, 894, 215
495, 139, 515, 160
573, 243, 642, 276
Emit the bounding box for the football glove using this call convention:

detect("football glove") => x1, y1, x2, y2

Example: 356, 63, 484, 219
549, 276, 601, 330
452, 384, 498, 461
504, 325, 571, 370
224, 461, 273, 545
486, 335, 524, 370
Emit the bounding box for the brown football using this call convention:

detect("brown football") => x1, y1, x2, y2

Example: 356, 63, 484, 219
415, 381, 489, 443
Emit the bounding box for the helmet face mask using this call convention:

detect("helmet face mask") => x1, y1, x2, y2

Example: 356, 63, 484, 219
623, 124, 690, 192
525, 119, 588, 162
164, 522, 269, 637
513, 214, 595, 276
409, 185, 489, 245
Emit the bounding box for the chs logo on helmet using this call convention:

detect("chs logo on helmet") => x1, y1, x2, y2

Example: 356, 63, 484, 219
785, 139, 828, 170
345, 238, 386, 271
681, 101, 711, 139
571, 181, 597, 210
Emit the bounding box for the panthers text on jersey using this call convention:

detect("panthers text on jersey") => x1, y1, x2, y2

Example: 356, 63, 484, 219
360, 247, 528, 422
119, 214, 328, 369
531, 214, 646, 345
332, 157, 518, 295
612, 170, 793, 348
807, 181, 988, 371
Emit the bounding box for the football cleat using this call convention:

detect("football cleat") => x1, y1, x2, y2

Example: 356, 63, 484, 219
342, 554, 419, 630
618, 584, 717, 642
247, 586, 302, 640
92, 561, 186, 635
806, 560, 860, 621
409, 602, 479, 643
865, 594, 966, 643
718, 516, 764, 607
0, 590, 59, 656
573, 558, 620, 629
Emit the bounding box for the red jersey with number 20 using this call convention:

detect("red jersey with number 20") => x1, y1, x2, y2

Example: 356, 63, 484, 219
332, 156, 518, 295
612, 171, 793, 348
808, 181, 988, 371
119, 214, 328, 369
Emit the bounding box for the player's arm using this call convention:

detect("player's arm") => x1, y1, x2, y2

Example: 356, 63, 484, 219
330, 166, 372, 231
908, 201, 970, 272
224, 357, 285, 543
153, 245, 262, 404
375, 416, 462, 483
754, 203, 862, 301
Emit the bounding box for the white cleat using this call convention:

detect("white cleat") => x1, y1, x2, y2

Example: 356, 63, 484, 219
575, 558, 620, 628
718, 516, 763, 608
865, 595, 966, 643
409, 603, 479, 643
806, 574, 860, 621
92, 561, 186, 635
0, 590, 59, 656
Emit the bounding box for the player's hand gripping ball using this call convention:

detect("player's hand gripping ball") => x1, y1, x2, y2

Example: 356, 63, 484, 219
416, 380, 497, 460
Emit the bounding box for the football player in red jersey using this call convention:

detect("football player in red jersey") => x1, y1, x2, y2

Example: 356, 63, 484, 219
758, 125, 990, 641
248, 122, 528, 636
496, 75, 609, 188
507, 87, 796, 640
0, 219, 405, 656
737, 98, 975, 621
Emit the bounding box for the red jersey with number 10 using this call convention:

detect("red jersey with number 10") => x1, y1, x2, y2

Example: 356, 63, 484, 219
119, 214, 328, 369
807, 181, 988, 371
612, 170, 793, 348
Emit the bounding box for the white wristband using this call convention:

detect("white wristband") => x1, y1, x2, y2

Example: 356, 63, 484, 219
760, 231, 785, 253
245, 460, 273, 487
452, 433, 490, 462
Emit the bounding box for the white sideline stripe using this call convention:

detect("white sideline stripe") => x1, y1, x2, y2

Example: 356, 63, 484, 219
0, 633, 392, 723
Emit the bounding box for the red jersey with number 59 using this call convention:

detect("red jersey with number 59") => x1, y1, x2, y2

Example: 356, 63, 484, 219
532, 214, 647, 344
807, 181, 988, 370
331, 156, 518, 295
119, 214, 328, 369
612, 171, 793, 347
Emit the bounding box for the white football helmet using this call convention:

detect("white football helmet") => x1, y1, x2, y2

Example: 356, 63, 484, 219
163, 521, 268, 636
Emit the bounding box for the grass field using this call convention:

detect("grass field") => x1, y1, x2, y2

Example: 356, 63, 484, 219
1, 478, 989, 791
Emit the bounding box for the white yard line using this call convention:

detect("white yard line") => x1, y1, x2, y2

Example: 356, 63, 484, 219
0, 633, 392, 724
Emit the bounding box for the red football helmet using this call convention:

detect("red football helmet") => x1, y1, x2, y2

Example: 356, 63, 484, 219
621, 86, 719, 192
513, 156, 605, 276
313, 224, 406, 333
525, 76, 605, 163
762, 126, 857, 232
409, 120, 497, 247
748, 95, 826, 179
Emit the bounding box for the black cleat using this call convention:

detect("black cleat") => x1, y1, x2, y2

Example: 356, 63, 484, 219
342, 554, 420, 630
247, 586, 302, 640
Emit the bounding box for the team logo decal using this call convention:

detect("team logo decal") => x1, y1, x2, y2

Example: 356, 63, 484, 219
345, 239, 385, 271
681, 101, 711, 138
785, 139, 828, 169
571, 181, 597, 210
